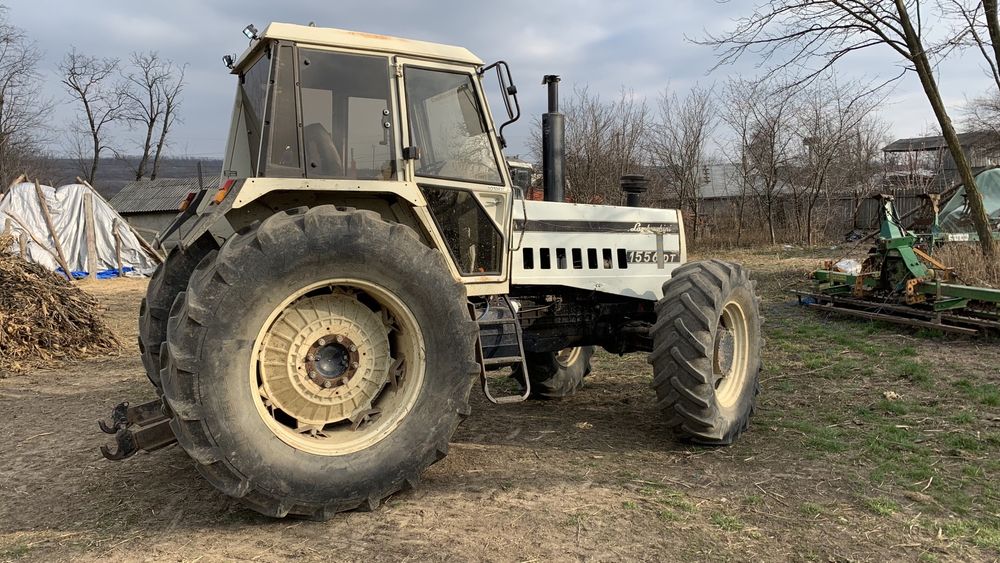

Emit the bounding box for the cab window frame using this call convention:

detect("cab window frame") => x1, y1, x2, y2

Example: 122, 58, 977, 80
237, 45, 274, 177
403, 65, 505, 187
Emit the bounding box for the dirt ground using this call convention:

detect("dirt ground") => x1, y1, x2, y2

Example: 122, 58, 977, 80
1, 249, 999, 562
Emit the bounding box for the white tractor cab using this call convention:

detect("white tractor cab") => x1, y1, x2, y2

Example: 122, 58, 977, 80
106, 23, 763, 520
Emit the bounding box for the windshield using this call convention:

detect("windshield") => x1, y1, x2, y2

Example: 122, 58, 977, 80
404, 67, 501, 185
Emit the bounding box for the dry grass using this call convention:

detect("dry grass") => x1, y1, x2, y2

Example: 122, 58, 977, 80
934, 243, 1000, 288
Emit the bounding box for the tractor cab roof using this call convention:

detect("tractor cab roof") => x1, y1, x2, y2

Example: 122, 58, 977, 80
233, 22, 483, 72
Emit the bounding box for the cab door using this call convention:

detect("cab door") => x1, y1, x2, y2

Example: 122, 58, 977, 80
396, 58, 512, 291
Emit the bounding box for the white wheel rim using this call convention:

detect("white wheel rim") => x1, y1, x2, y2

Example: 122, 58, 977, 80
555, 347, 583, 368
713, 300, 750, 409
249, 279, 425, 456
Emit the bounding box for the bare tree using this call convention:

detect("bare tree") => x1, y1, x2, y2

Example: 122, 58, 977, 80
647, 85, 716, 241
60, 48, 128, 184
121, 51, 169, 180
949, 1, 1000, 151
702, 0, 997, 256
720, 77, 799, 245
531, 86, 649, 204
0, 5, 51, 188
150, 63, 185, 179
790, 77, 885, 244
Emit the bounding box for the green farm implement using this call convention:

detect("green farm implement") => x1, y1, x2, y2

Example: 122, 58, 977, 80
797, 195, 1000, 335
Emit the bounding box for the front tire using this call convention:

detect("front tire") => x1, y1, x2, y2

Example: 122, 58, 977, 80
161, 206, 479, 519
512, 346, 594, 399
649, 260, 762, 445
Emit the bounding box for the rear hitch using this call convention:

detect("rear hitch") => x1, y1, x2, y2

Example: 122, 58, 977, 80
98, 399, 177, 460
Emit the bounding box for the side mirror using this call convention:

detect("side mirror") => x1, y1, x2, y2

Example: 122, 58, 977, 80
479, 61, 521, 148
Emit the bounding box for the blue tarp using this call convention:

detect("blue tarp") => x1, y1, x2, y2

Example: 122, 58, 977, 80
56, 267, 136, 280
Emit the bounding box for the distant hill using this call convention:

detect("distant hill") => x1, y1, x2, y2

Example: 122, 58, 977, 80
36, 157, 224, 198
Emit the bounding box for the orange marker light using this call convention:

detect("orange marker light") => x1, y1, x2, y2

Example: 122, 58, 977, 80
212, 179, 236, 204
178, 192, 196, 211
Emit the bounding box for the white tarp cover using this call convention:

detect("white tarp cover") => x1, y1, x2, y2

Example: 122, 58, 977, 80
0, 182, 158, 276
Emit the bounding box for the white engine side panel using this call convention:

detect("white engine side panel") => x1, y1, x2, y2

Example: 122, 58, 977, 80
511, 200, 686, 301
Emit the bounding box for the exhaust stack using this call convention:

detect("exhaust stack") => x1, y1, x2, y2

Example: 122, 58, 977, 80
541, 75, 565, 203
621, 174, 648, 208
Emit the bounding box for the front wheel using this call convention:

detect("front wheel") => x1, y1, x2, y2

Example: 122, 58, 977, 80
649, 260, 762, 445
161, 206, 479, 519
512, 346, 594, 399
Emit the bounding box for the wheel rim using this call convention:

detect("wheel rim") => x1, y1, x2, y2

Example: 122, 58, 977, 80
250, 280, 425, 456
555, 347, 583, 368
713, 300, 750, 409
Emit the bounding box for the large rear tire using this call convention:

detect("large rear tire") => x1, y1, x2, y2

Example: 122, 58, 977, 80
649, 260, 762, 445
161, 206, 479, 519
512, 346, 594, 399
138, 236, 217, 389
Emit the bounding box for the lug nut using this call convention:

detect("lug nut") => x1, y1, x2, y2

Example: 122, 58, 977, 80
351, 361, 359, 368
323, 381, 332, 389
349, 345, 357, 352
318, 338, 326, 346
336, 335, 344, 343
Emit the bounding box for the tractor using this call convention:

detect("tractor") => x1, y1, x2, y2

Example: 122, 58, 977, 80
99, 22, 763, 520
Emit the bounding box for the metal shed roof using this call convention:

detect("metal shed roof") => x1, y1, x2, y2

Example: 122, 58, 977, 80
883, 131, 997, 152
109, 178, 204, 214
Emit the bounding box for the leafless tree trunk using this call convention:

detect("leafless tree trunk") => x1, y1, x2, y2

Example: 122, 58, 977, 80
647, 85, 716, 242
60, 48, 128, 185
702, 0, 997, 256
0, 6, 51, 188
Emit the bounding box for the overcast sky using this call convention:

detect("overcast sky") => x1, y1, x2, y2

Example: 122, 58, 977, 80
10, 0, 996, 160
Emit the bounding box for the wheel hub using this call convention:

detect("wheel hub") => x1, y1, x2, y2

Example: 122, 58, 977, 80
714, 328, 735, 377
713, 301, 750, 409
305, 335, 360, 388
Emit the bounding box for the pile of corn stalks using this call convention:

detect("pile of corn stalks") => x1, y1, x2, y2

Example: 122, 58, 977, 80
0, 235, 120, 374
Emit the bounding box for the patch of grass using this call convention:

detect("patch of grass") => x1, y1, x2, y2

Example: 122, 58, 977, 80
799, 502, 823, 517
953, 380, 1000, 407
622, 500, 637, 510
945, 433, 985, 453
892, 359, 932, 387
710, 513, 745, 532
863, 496, 900, 517
743, 494, 764, 506
962, 464, 985, 479
952, 412, 976, 425
0, 543, 34, 560
942, 519, 1000, 550
658, 494, 695, 512
658, 509, 680, 522
879, 398, 912, 416
783, 421, 848, 453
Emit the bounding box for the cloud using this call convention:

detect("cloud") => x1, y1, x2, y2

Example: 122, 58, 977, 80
8, 0, 998, 160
